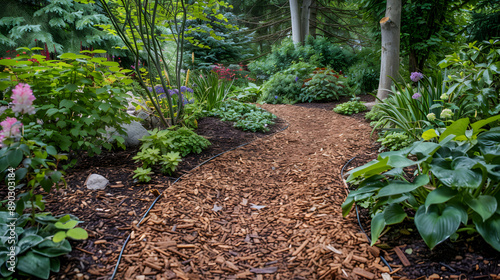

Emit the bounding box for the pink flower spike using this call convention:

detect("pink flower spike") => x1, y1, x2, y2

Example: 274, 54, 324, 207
11, 83, 36, 115
0, 133, 5, 148
0, 117, 22, 138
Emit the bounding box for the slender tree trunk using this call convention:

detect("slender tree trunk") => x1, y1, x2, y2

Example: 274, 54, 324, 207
290, 0, 302, 44
300, 0, 312, 41
376, 0, 401, 101
310, 0, 317, 38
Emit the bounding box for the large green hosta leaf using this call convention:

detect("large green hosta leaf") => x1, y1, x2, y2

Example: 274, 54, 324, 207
375, 175, 429, 198
415, 204, 464, 249
465, 195, 497, 222
430, 157, 483, 188
474, 213, 500, 252
17, 251, 50, 279
424, 186, 458, 211
477, 131, 500, 163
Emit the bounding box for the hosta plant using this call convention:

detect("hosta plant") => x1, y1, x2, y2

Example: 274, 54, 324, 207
342, 115, 500, 251
205, 100, 276, 132
300, 68, 349, 102
333, 100, 367, 115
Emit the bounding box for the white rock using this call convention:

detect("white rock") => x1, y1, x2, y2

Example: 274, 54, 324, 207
86, 174, 109, 190
122, 121, 150, 147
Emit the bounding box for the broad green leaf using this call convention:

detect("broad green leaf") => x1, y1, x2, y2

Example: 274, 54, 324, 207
430, 157, 483, 188
439, 118, 469, 142
52, 231, 66, 243
370, 212, 386, 246
58, 214, 71, 223
32, 239, 72, 257
346, 157, 390, 182
383, 204, 407, 225
471, 115, 500, 135
50, 257, 60, 273
17, 251, 50, 279
477, 131, 500, 163
415, 204, 462, 249
17, 235, 44, 254
387, 155, 415, 168
59, 99, 75, 109
474, 213, 500, 252
465, 195, 497, 222
425, 186, 458, 211
376, 175, 429, 198
7, 148, 23, 168
46, 146, 57, 156
66, 228, 88, 240
54, 220, 78, 230
422, 129, 438, 140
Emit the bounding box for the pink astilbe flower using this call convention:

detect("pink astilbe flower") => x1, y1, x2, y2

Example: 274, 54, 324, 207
11, 83, 36, 115
0, 117, 22, 138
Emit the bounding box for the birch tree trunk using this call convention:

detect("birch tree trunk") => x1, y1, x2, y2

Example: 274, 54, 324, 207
376, 0, 401, 101
290, 0, 302, 44
300, 0, 312, 42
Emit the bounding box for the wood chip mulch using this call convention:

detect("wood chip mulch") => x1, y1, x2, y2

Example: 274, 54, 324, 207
110, 104, 383, 280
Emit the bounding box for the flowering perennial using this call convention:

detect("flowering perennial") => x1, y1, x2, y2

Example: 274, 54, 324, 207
410, 72, 424, 82
11, 83, 36, 115
440, 108, 454, 119
412, 92, 422, 99
427, 113, 436, 121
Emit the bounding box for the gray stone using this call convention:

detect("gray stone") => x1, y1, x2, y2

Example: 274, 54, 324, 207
122, 120, 150, 147
86, 174, 109, 190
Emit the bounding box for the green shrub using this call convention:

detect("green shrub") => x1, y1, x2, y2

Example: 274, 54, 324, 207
206, 100, 276, 132
342, 115, 500, 252
333, 101, 367, 115
377, 132, 413, 151
190, 71, 233, 111
231, 83, 262, 103
300, 68, 350, 102
0, 47, 133, 158
261, 62, 315, 104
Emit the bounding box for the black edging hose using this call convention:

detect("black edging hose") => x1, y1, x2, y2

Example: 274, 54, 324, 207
109, 119, 290, 279
341, 156, 393, 273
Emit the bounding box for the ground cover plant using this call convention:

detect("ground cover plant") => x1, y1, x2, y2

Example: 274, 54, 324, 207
343, 115, 500, 252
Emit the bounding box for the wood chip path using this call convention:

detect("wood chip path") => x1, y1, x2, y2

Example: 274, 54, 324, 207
115, 104, 387, 279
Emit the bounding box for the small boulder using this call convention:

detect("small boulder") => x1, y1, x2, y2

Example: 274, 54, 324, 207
86, 174, 109, 190
122, 121, 150, 147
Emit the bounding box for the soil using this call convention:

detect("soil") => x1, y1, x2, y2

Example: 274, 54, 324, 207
16, 95, 499, 280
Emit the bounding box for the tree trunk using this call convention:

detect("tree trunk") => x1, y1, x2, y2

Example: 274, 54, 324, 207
376, 0, 401, 101
290, 0, 302, 44
310, 0, 317, 38
300, 0, 312, 42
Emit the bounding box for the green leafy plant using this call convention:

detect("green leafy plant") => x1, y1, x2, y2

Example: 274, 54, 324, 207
133, 127, 209, 179
342, 115, 500, 251
190, 71, 233, 111
0, 48, 133, 158
261, 62, 315, 104
377, 132, 414, 151
300, 68, 349, 102
133, 167, 154, 183
333, 101, 367, 115
231, 83, 262, 103
205, 100, 276, 132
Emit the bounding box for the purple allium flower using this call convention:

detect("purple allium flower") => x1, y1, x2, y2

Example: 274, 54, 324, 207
412, 92, 422, 99
180, 86, 187, 92
295, 77, 299, 82
410, 72, 424, 82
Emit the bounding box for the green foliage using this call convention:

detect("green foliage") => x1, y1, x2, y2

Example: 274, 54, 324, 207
333, 101, 367, 115
248, 37, 354, 79
468, 1, 500, 42
0, 48, 133, 156
0, 0, 125, 56
133, 127, 209, 179
183, 12, 253, 70
365, 104, 384, 122
377, 132, 413, 151
231, 83, 262, 103
190, 71, 234, 111
300, 68, 350, 102
0, 212, 88, 279
439, 40, 500, 118
261, 62, 315, 104
205, 100, 276, 132
347, 47, 380, 94
342, 116, 500, 251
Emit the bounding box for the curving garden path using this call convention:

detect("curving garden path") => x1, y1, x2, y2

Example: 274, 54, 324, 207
115, 104, 383, 279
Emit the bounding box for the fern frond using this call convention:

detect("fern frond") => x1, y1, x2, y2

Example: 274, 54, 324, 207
9, 25, 42, 40
76, 14, 108, 30
34, 4, 68, 17
0, 33, 16, 47
49, 18, 67, 28
0, 17, 25, 27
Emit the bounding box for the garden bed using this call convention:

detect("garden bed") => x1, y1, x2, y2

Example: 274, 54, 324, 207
36, 98, 499, 280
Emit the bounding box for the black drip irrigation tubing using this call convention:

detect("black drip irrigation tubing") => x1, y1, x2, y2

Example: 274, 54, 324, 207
340, 156, 393, 273
109, 119, 290, 279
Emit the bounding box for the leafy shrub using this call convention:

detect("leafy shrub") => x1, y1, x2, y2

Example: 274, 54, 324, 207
133, 127, 210, 180
333, 101, 367, 115
300, 68, 349, 102
347, 47, 380, 94
261, 62, 315, 104
439, 40, 500, 119
377, 132, 413, 151
0, 47, 133, 158
248, 37, 354, 78
206, 100, 276, 132
343, 115, 500, 252
365, 104, 384, 122
0, 85, 87, 279
231, 83, 262, 103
